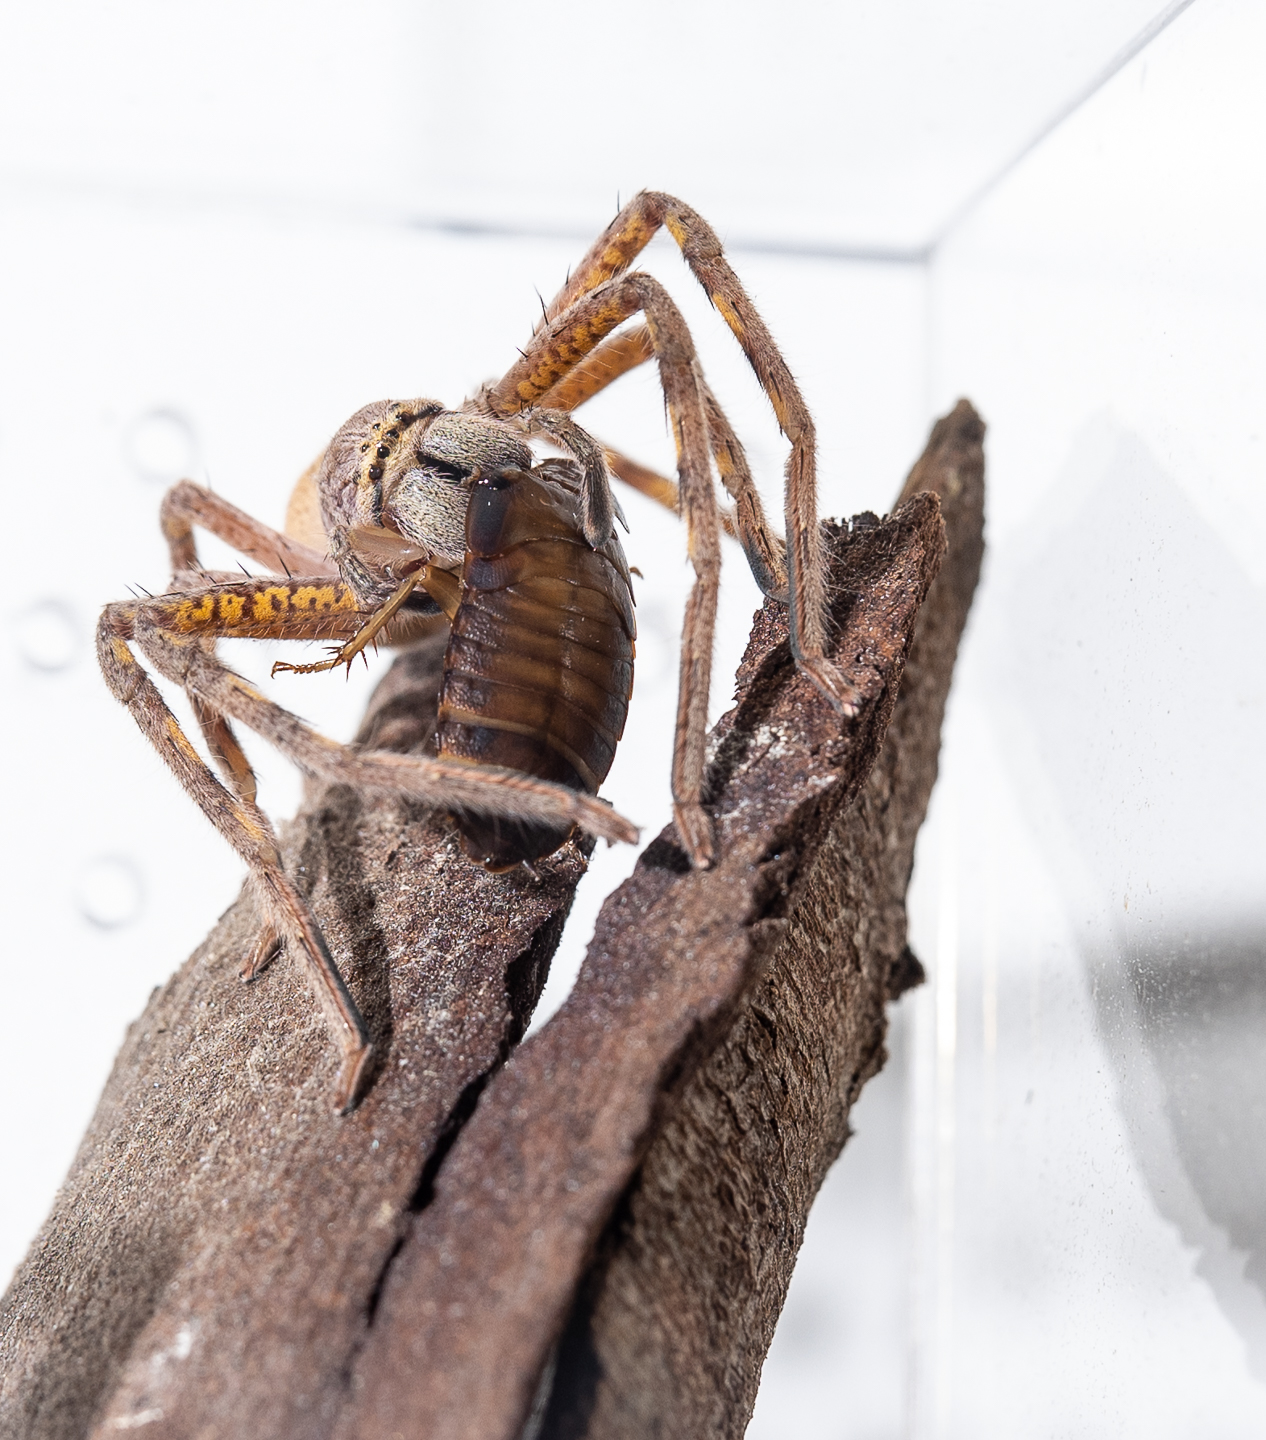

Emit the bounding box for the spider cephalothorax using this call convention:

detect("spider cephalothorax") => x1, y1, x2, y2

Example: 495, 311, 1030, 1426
98, 190, 856, 1112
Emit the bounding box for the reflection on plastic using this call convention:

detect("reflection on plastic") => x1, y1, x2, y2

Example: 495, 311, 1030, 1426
15, 599, 80, 672
993, 418, 1266, 1376
78, 856, 145, 930
124, 407, 199, 485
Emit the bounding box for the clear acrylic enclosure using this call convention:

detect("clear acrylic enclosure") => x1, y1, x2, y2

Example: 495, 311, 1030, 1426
1, 2, 1262, 1434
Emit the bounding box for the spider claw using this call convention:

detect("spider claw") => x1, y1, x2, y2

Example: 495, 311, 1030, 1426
242, 925, 282, 981
673, 802, 714, 869
799, 656, 861, 717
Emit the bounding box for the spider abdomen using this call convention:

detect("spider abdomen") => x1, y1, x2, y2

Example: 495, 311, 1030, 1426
438, 466, 636, 871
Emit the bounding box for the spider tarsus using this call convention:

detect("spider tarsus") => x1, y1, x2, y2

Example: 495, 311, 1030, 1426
273, 644, 347, 679
799, 656, 861, 717
673, 801, 715, 870
242, 926, 283, 982
333, 1041, 377, 1116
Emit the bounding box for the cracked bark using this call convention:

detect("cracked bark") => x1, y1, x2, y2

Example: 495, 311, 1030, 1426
0, 401, 984, 1440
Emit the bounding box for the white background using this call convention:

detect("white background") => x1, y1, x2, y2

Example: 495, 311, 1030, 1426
1, 2, 1263, 1435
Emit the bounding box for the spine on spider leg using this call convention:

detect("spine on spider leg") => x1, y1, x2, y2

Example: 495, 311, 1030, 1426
437, 463, 635, 872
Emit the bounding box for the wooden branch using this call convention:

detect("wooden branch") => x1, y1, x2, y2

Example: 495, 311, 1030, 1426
539, 399, 986, 1438
0, 636, 593, 1440
0, 401, 984, 1440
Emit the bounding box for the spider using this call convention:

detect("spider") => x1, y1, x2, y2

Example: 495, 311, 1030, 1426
97, 191, 856, 1112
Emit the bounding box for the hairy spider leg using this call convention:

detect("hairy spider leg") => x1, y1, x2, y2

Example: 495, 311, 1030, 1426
478, 272, 724, 865
97, 582, 373, 1113
534, 324, 655, 413
159, 479, 341, 810
493, 189, 854, 715
110, 586, 637, 845
271, 566, 429, 677
97, 576, 639, 1108
161, 478, 336, 578
524, 327, 787, 599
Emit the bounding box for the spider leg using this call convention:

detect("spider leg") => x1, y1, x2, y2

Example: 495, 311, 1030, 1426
507, 326, 786, 598
479, 272, 726, 864
97, 592, 374, 1114
486, 321, 786, 596
139, 614, 639, 849
271, 565, 428, 677
110, 578, 640, 848
159, 478, 339, 806
98, 575, 640, 1104
160, 479, 335, 579
533, 325, 655, 413
493, 191, 853, 713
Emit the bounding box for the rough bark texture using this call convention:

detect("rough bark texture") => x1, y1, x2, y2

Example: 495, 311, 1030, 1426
0, 401, 984, 1440
0, 636, 591, 1440
541, 399, 986, 1439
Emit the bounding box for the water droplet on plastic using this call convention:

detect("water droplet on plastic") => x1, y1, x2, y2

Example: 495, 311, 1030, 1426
16, 599, 80, 671
78, 856, 145, 929
125, 408, 199, 485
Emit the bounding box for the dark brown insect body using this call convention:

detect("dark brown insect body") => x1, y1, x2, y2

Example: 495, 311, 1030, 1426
439, 462, 635, 870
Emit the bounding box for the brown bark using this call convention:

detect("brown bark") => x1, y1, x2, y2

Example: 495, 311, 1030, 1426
0, 401, 984, 1440
0, 636, 591, 1440
539, 399, 985, 1438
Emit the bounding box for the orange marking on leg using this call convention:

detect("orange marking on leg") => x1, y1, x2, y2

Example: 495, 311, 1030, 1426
230, 803, 270, 847
175, 595, 217, 631
664, 214, 690, 248
226, 673, 269, 705
252, 586, 292, 623
164, 714, 206, 766
218, 593, 246, 625
291, 584, 351, 613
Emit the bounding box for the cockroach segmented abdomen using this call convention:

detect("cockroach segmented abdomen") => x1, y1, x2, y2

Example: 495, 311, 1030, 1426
437, 463, 636, 870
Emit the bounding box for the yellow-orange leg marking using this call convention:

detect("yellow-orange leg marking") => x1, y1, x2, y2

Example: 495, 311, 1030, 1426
96, 598, 374, 1113
526, 324, 786, 598
272, 567, 425, 678
514, 190, 854, 713
537, 324, 655, 412
160, 576, 365, 641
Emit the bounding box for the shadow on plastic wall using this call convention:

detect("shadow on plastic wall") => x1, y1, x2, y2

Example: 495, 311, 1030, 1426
986, 414, 1266, 1376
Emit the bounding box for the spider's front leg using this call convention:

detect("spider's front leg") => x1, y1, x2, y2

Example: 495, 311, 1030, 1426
97, 582, 375, 1113
97, 575, 639, 1107
497, 190, 859, 714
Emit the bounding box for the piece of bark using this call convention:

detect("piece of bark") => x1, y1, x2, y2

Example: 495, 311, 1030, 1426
540, 398, 985, 1438
0, 635, 593, 1440
335, 402, 984, 1440
0, 401, 983, 1440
